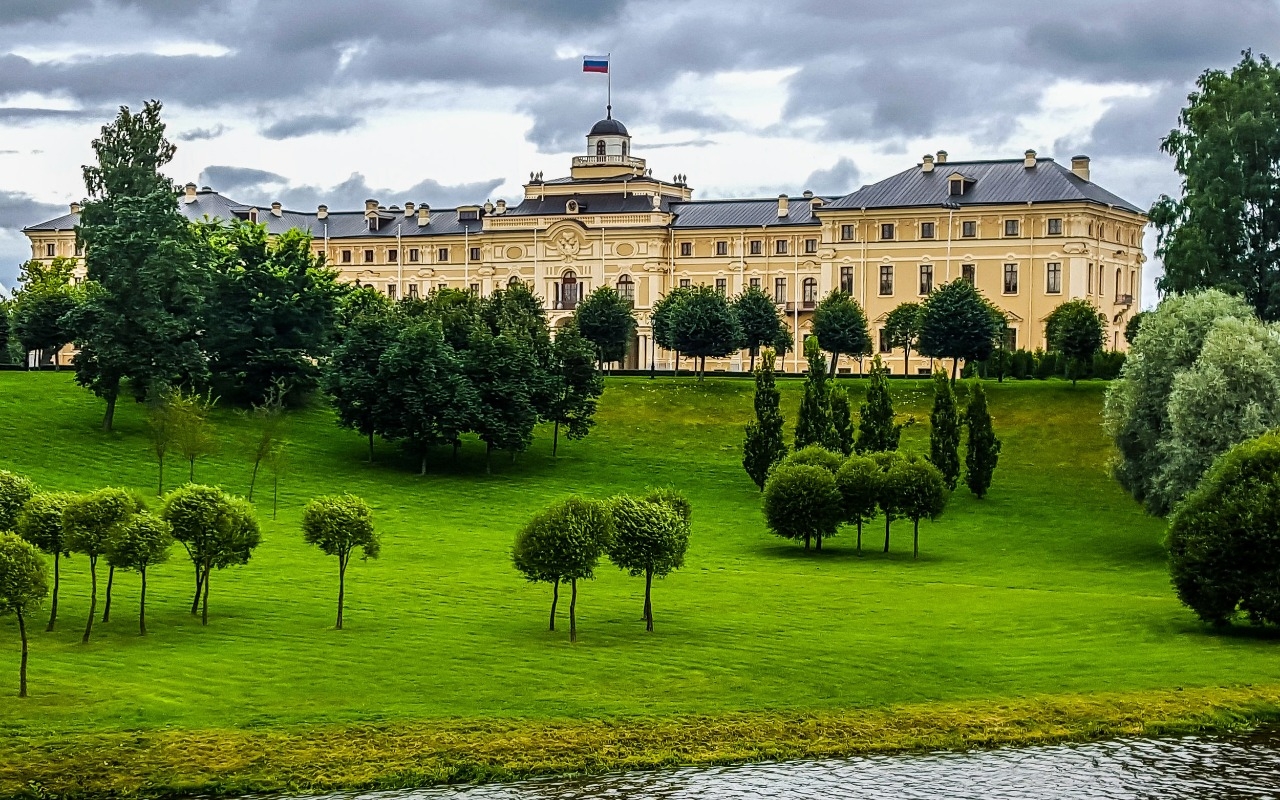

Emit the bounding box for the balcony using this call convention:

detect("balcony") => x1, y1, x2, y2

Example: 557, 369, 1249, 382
571, 154, 647, 170
1115, 293, 1134, 306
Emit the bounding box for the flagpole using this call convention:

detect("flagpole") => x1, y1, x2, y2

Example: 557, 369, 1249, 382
607, 52, 612, 116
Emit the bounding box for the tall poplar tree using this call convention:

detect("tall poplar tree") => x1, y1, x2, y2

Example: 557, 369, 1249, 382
794, 337, 837, 451
743, 349, 787, 489
964, 382, 1001, 498
929, 371, 961, 489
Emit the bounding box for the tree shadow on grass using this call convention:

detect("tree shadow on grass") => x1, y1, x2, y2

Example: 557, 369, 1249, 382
753, 539, 943, 565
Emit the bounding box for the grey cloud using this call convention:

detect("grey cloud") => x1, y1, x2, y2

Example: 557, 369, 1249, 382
178, 123, 229, 141
197, 166, 506, 211
0, 189, 66, 230
198, 166, 289, 195
261, 113, 360, 140
803, 157, 861, 196
1057, 84, 1191, 161
0, 106, 110, 124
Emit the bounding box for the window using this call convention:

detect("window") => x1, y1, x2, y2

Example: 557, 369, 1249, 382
749, 239, 763, 255
680, 242, 692, 257
775, 239, 788, 255
879, 328, 892, 353
840, 265, 854, 294
248, 209, 258, 223
509, 274, 523, 286
341, 249, 352, 263
1099, 224, 1106, 240
557, 271, 580, 309
408, 284, 419, 298
840, 224, 855, 241
437, 247, 450, 263
774, 277, 786, 304
962, 220, 977, 238
1087, 263, 1094, 294
961, 263, 976, 285
408, 248, 420, 263
45, 242, 55, 257
715, 240, 728, 256
386, 284, 397, 300
1003, 263, 1019, 294
880, 223, 895, 241
617, 275, 635, 303
919, 264, 934, 295
469, 246, 480, 262
75, 242, 83, 256
364, 249, 374, 264
388, 248, 398, 263
1004, 219, 1020, 237
679, 278, 691, 288
804, 238, 818, 254
750, 277, 761, 289
1047, 218, 1062, 236
920, 221, 935, 239
1046, 262, 1062, 294
715, 277, 727, 295
879, 265, 894, 296
469, 282, 480, 294
596, 140, 606, 156
802, 277, 817, 306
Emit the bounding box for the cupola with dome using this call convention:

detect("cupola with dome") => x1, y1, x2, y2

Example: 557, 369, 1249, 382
573, 106, 645, 180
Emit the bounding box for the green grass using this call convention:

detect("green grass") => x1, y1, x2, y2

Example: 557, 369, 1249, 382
0, 372, 1277, 796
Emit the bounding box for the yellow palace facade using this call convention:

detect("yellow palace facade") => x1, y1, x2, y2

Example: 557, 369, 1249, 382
25, 113, 1147, 373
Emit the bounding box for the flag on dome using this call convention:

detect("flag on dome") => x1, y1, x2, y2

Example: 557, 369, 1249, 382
582, 55, 609, 73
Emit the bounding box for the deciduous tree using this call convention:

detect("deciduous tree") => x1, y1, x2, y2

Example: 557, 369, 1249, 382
742, 349, 787, 490
63, 488, 140, 642
573, 286, 635, 369
811, 290, 871, 375
650, 287, 690, 375
929, 371, 961, 489
1123, 311, 1148, 347
245, 380, 287, 501
836, 455, 880, 553
883, 301, 923, 375
964, 382, 1001, 498
733, 285, 785, 372
779, 444, 844, 473
146, 392, 179, 495
110, 513, 172, 635
918, 279, 1004, 382
670, 285, 743, 379
465, 321, 539, 472
882, 457, 948, 559
0, 533, 47, 697
161, 484, 261, 626
856, 355, 901, 454
7, 258, 83, 367
512, 496, 612, 642
1046, 299, 1106, 385
830, 385, 854, 456
547, 324, 605, 457
0, 471, 37, 533
762, 463, 843, 551
325, 294, 399, 462
302, 494, 379, 630
172, 390, 218, 483
15, 492, 75, 631
607, 495, 690, 631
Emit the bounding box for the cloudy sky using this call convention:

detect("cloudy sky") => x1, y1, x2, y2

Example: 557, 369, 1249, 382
1, 0, 1277, 300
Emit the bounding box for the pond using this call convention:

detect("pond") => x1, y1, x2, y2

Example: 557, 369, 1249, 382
292, 726, 1280, 799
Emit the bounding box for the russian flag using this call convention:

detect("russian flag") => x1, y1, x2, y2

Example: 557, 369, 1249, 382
582, 55, 609, 74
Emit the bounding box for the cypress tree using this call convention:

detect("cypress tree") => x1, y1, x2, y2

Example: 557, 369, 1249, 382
855, 355, 901, 454
964, 382, 1001, 498
743, 350, 788, 490
794, 337, 837, 451
929, 370, 961, 489
830, 385, 854, 456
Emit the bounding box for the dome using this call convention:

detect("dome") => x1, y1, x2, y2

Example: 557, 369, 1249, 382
589, 117, 629, 136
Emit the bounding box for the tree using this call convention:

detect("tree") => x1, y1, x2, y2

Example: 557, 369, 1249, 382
871, 451, 902, 552
146, 392, 180, 495
964, 382, 1001, 498
573, 286, 635, 369
856, 355, 901, 454
1150, 51, 1280, 321
670, 285, 743, 379
325, 296, 399, 463
794, 338, 837, 451
161, 484, 261, 625
1103, 289, 1255, 511
69, 100, 208, 430
245, 380, 287, 501
762, 464, 843, 551
836, 455, 880, 553
63, 488, 139, 642
641, 486, 693, 526
0, 533, 47, 697
743, 349, 788, 490
651, 287, 691, 375
15, 492, 75, 631
830, 385, 854, 456
109, 513, 172, 635
546, 324, 604, 457
1168, 431, 1280, 627
1046, 299, 1106, 385
7, 258, 83, 367
929, 371, 961, 489
917, 279, 1004, 382
883, 302, 923, 375
0, 471, 37, 532
882, 457, 948, 559
607, 495, 690, 631
733, 285, 785, 372
811, 290, 871, 375
464, 320, 538, 472
264, 441, 288, 520
1124, 311, 1148, 346
779, 444, 844, 473
171, 390, 218, 482
512, 497, 612, 642
302, 494, 379, 630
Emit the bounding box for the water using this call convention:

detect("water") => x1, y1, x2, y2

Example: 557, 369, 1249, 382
301, 728, 1280, 799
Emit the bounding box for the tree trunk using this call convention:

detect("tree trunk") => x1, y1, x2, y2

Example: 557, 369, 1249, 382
248, 459, 261, 501
201, 565, 211, 626
46, 552, 59, 632
420, 450, 427, 477
102, 391, 117, 432
856, 520, 862, 554
336, 554, 347, 630
904, 347, 910, 377
368, 430, 375, 463
191, 562, 203, 615
452, 439, 460, 461
139, 567, 147, 636
674, 352, 680, 376
569, 579, 578, 643
549, 579, 559, 631
553, 421, 560, 457
804, 533, 811, 550
102, 565, 114, 623
188, 456, 195, 483
829, 352, 840, 376
749, 349, 757, 373
884, 516, 891, 553
816, 534, 823, 551
17, 611, 28, 698
158, 454, 165, 496
644, 569, 654, 632
951, 357, 959, 384
83, 556, 97, 643
913, 518, 920, 559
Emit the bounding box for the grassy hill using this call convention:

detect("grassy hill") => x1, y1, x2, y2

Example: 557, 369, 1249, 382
0, 372, 1276, 795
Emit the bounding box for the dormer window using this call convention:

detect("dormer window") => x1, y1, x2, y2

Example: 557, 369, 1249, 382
948, 173, 974, 196
566, 199, 579, 214
248, 208, 259, 223
458, 208, 480, 221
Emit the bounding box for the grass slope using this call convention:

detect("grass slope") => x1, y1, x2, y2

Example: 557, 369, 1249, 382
0, 373, 1276, 795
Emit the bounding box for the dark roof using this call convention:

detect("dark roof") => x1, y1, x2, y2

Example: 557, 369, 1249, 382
670, 197, 831, 228
589, 117, 629, 136
825, 158, 1144, 214
506, 192, 673, 216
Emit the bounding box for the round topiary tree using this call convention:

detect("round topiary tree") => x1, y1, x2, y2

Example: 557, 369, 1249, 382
110, 513, 173, 635
302, 494, 380, 630
0, 532, 47, 697
762, 463, 843, 551
607, 495, 690, 632
15, 491, 75, 631
0, 471, 37, 533
63, 488, 141, 643
779, 444, 845, 474
882, 457, 949, 559
835, 455, 881, 554
512, 496, 613, 642
161, 484, 261, 626
1168, 432, 1280, 627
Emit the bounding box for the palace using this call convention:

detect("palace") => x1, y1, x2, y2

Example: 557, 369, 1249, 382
24, 111, 1147, 373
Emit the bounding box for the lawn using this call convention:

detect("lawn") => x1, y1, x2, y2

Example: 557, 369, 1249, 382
0, 371, 1276, 793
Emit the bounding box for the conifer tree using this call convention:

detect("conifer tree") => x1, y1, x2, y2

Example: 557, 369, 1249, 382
830, 385, 854, 456
964, 382, 1001, 498
856, 355, 901, 454
794, 338, 837, 451
929, 370, 961, 489
743, 349, 787, 490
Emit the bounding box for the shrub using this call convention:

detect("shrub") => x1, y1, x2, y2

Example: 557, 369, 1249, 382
762, 464, 843, 551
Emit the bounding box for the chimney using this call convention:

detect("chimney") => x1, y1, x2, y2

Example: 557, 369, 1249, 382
183, 182, 198, 203
777, 193, 789, 218
317, 204, 328, 220
922, 154, 935, 173
69, 202, 81, 215
404, 202, 414, 216
1024, 149, 1037, 169
495, 199, 506, 215
271, 201, 283, 217
1071, 155, 1091, 181
936, 150, 948, 164
417, 204, 429, 226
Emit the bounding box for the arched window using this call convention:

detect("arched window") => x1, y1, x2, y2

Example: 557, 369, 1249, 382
1115, 269, 1121, 300
508, 274, 523, 287
622, 140, 629, 157
557, 270, 579, 310
596, 140, 606, 157
616, 274, 635, 304
802, 277, 818, 307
